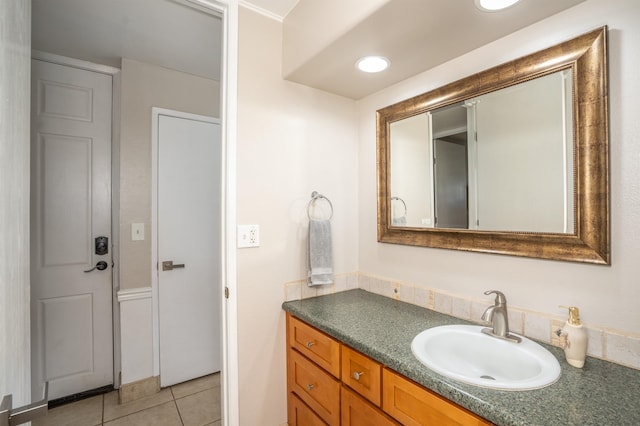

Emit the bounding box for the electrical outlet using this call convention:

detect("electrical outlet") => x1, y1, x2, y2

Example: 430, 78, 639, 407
237, 224, 260, 248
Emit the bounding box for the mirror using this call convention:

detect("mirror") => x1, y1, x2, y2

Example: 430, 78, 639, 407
377, 27, 609, 264
390, 69, 574, 233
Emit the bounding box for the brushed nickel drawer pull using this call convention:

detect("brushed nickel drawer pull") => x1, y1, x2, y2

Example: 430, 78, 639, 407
353, 371, 365, 381
306, 383, 315, 391
306, 341, 315, 348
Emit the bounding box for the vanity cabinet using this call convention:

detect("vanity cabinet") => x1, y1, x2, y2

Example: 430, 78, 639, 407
286, 313, 492, 426
341, 386, 400, 426
382, 369, 490, 426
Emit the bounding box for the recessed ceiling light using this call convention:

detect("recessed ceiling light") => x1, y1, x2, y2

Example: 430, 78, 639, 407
475, 0, 521, 12
356, 56, 390, 73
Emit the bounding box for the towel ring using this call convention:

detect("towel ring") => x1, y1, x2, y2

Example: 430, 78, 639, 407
391, 196, 407, 218
307, 191, 333, 220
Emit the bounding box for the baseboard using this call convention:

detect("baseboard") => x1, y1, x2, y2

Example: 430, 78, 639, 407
118, 376, 160, 403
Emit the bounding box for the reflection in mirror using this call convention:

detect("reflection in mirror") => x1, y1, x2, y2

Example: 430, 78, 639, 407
390, 70, 574, 233
377, 27, 609, 264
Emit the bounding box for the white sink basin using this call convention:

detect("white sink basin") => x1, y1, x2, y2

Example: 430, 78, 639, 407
411, 325, 561, 390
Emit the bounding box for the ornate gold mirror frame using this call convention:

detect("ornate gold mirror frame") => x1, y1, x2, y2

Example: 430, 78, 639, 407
377, 27, 609, 264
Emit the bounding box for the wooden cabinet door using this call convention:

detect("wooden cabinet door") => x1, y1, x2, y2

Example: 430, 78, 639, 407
288, 392, 328, 426
382, 369, 491, 426
288, 314, 341, 378
341, 345, 382, 406
288, 348, 341, 425
342, 386, 400, 426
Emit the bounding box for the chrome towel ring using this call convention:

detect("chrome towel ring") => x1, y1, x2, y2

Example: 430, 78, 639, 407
307, 191, 334, 220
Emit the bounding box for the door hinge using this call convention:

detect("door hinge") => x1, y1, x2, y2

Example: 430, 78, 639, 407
224, 287, 229, 299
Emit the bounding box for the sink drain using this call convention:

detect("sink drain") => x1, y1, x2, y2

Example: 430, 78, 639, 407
480, 375, 496, 380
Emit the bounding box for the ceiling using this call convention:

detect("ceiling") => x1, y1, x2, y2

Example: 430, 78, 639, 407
32, 0, 585, 100
32, 0, 222, 81
281, 0, 586, 99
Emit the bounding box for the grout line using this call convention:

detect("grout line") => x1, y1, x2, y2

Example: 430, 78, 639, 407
169, 384, 186, 426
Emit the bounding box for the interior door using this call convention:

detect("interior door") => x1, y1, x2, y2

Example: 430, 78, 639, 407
30, 59, 114, 400
157, 111, 221, 387
434, 138, 468, 229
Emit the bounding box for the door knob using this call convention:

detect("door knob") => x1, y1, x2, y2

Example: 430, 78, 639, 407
162, 261, 186, 271
84, 261, 108, 273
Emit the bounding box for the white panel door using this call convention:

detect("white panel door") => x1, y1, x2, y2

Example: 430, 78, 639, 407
157, 112, 221, 387
30, 59, 113, 400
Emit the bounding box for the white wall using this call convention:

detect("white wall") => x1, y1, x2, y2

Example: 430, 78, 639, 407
358, 0, 640, 334
237, 7, 359, 425
119, 58, 220, 291
390, 114, 433, 226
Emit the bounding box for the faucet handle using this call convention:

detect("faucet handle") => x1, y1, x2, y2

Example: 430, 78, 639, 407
484, 290, 507, 305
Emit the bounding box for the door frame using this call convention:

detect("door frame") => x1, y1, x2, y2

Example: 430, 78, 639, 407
30, 50, 122, 391
153, 2, 239, 424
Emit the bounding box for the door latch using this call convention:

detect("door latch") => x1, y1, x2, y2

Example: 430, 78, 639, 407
1, 383, 48, 426
162, 261, 186, 271
84, 261, 108, 273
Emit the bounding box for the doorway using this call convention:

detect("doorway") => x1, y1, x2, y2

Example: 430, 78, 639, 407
27, 0, 239, 423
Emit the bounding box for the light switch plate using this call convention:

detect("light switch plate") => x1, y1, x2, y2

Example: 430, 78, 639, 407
237, 224, 259, 248
131, 223, 145, 241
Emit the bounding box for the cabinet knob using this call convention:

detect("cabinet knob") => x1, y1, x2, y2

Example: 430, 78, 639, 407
306, 341, 315, 348
353, 371, 365, 381
306, 383, 315, 391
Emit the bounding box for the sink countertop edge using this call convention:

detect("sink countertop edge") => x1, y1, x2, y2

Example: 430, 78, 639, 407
282, 289, 640, 426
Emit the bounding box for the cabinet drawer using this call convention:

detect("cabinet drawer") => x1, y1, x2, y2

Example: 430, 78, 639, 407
288, 348, 341, 425
288, 314, 341, 378
341, 386, 400, 426
288, 392, 328, 426
341, 345, 382, 406
382, 369, 492, 426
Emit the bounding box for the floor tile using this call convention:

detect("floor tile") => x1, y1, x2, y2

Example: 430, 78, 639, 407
33, 394, 103, 426
103, 388, 173, 422
175, 387, 221, 426
171, 373, 220, 400
104, 401, 182, 426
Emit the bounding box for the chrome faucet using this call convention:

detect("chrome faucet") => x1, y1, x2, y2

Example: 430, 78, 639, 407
481, 290, 521, 343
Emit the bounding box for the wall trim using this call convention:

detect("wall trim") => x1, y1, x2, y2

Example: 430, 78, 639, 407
238, 0, 283, 22
117, 287, 153, 302
31, 50, 121, 75
118, 375, 160, 403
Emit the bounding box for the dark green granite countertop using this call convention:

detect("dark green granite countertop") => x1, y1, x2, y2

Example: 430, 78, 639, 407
282, 289, 640, 426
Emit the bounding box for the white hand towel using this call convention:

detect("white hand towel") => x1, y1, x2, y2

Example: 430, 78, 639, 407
308, 219, 333, 286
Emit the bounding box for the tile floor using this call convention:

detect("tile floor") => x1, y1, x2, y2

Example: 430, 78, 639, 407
34, 373, 221, 426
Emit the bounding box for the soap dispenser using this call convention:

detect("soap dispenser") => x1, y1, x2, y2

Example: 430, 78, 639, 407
560, 306, 588, 368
